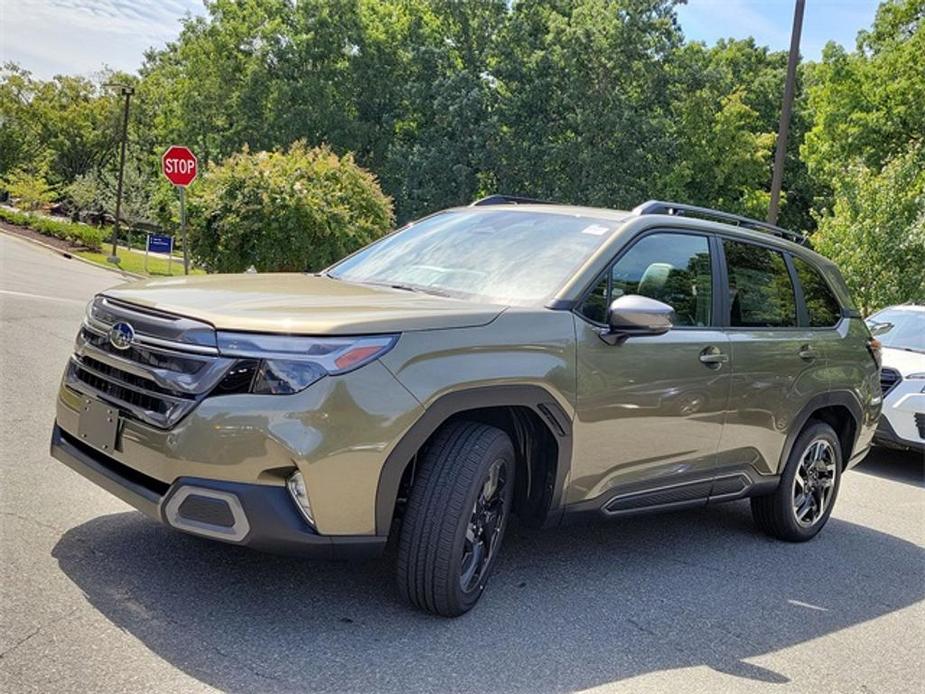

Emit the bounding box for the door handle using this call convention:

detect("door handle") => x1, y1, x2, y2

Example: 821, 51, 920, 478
798, 345, 818, 361
699, 346, 729, 368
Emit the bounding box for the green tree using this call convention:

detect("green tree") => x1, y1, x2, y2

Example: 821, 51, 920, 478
813, 142, 925, 313
138, 0, 294, 165
665, 39, 814, 230
803, 0, 925, 308
491, 0, 681, 208
64, 173, 105, 220
380, 0, 506, 220
0, 63, 129, 191
803, 0, 925, 183
0, 64, 43, 179
187, 142, 393, 272
1, 169, 55, 210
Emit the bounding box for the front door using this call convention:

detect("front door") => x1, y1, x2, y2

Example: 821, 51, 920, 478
570, 231, 731, 504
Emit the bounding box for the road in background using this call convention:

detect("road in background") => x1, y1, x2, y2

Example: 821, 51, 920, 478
1, 233, 923, 693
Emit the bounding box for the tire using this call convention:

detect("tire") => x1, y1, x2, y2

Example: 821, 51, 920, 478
751, 420, 842, 542
397, 420, 515, 617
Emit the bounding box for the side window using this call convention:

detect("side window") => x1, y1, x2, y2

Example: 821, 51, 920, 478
723, 240, 797, 328
793, 256, 841, 326
580, 233, 713, 326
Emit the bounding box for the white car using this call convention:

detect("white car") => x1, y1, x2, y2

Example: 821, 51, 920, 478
866, 305, 925, 454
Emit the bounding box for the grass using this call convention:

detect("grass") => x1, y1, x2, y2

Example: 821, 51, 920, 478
2, 205, 203, 277
76, 249, 205, 277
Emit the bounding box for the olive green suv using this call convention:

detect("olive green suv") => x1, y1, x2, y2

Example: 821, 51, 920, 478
51, 197, 881, 616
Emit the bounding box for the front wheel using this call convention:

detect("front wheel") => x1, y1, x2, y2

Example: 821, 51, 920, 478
751, 420, 842, 542
397, 421, 515, 617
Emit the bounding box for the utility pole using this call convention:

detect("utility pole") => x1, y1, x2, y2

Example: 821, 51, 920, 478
103, 83, 135, 264
768, 0, 805, 226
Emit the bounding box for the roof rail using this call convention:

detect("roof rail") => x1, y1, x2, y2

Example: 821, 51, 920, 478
632, 200, 810, 247
471, 194, 555, 207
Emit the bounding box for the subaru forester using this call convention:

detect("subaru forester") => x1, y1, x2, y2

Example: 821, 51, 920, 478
51, 197, 881, 616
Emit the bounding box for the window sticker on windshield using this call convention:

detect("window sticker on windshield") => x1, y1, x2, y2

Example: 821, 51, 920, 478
581, 223, 609, 236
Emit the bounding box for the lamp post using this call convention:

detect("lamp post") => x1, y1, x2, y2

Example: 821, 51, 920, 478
103, 83, 134, 264
768, 0, 805, 226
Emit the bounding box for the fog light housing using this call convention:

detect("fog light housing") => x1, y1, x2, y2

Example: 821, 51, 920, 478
287, 470, 315, 527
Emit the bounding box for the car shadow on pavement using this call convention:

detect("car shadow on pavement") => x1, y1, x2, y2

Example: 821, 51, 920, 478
53, 501, 924, 693
854, 447, 924, 488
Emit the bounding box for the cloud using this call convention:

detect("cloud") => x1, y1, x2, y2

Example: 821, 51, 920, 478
1, 0, 205, 78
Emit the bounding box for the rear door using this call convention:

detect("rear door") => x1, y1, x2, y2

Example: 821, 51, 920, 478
716, 238, 830, 475
570, 230, 731, 504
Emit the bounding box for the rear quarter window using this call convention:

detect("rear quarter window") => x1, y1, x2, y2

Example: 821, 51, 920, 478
793, 256, 842, 327
818, 263, 858, 313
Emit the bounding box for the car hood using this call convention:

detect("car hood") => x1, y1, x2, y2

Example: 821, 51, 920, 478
101, 274, 505, 335
881, 346, 925, 377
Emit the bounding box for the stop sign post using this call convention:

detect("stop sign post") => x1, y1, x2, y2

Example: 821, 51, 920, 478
161, 145, 198, 274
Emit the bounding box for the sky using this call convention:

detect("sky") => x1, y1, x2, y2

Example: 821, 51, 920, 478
1, 0, 882, 81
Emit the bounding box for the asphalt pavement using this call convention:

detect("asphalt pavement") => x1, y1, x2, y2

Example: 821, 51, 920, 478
1, 232, 923, 693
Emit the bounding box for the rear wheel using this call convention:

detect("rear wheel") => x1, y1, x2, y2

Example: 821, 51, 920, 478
397, 421, 515, 617
751, 420, 842, 542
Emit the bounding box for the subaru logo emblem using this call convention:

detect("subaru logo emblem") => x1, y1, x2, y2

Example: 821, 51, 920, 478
109, 322, 135, 351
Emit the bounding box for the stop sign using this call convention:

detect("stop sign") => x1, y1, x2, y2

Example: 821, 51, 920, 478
162, 145, 198, 186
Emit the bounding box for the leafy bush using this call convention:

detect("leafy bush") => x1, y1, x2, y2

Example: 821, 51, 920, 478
188, 142, 393, 273
65, 173, 105, 219
1, 169, 55, 210
0, 207, 107, 250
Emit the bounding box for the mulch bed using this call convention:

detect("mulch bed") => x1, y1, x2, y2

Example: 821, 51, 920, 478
0, 219, 91, 253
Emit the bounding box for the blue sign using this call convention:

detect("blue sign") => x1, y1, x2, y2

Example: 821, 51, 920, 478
147, 234, 173, 254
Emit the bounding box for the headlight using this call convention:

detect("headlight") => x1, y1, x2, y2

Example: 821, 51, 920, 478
215, 332, 398, 395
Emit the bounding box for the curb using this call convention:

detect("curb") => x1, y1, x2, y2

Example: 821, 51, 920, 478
0, 228, 147, 280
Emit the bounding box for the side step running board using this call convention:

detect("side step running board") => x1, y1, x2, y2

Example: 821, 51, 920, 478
602, 472, 776, 516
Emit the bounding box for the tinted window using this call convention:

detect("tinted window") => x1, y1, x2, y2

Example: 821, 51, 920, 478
724, 240, 797, 327
866, 309, 925, 352
329, 209, 619, 306
579, 272, 609, 323
793, 256, 841, 326
580, 233, 713, 326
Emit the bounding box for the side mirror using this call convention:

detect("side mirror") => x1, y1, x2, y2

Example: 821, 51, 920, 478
602, 294, 674, 344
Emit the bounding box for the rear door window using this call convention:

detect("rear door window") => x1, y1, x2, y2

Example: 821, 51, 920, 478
723, 240, 797, 328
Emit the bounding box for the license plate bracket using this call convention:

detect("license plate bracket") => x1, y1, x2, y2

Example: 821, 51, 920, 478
76, 396, 119, 453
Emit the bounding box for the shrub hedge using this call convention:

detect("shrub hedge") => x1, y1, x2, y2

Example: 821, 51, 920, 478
0, 207, 106, 250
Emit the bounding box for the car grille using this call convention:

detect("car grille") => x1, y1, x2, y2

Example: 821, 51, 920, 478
880, 368, 902, 396
915, 413, 925, 440
66, 297, 236, 429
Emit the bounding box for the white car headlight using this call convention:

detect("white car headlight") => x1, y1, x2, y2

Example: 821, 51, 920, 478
216, 332, 397, 394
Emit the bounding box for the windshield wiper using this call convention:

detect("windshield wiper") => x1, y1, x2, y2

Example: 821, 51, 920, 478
389, 283, 452, 297
363, 280, 452, 297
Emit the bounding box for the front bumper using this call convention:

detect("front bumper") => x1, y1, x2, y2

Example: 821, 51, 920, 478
874, 414, 925, 454
50, 424, 387, 559
877, 383, 925, 452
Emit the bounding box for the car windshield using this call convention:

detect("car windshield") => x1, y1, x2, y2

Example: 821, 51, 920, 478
866, 309, 925, 353
327, 209, 621, 305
